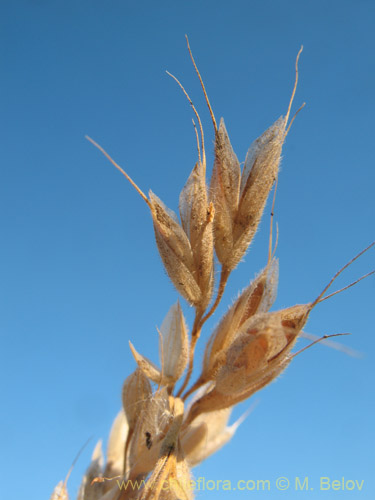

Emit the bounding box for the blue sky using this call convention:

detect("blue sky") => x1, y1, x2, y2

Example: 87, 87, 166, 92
1, 1, 374, 499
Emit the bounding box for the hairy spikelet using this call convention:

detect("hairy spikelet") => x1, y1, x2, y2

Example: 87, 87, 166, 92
129, 303, 189, 388
159, 302, 189, 384
122, 369, 152, 430
202, 259, 279, 382
211, 117, 286, 271
150, 191, 202, 306
180, 163, 215, 308
210, 119, 240, 267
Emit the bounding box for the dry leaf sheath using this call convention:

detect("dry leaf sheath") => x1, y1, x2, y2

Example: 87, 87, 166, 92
52, 40, 374, 500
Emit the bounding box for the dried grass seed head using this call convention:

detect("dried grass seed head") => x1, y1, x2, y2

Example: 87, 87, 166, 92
210, 116, 287, 271
208, 49, 303, 272
72, 43, 375, 500
133, 398, 192, 500
149, 191, 202, 306
210, 118, 241, 266
201, 258, 279, 381
159, 302, 189, 385
128, 388, 172, 477
184, 312, 300, 424
122, 368, 152, 431
229, 116, 287, 270
179, 163, 215, 308
129, 303, 189, 388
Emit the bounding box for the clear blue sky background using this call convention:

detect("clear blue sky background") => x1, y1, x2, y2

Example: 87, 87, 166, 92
1, 1, 374, 499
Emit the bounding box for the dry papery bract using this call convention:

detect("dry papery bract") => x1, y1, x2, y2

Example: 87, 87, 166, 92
52, 39, 374, 500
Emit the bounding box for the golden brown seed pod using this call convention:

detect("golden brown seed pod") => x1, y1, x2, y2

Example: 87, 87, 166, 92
129, 303, 189, 388
128, 388, 171, 476
197, 299, 340, 417
122, 368, 152, 431
135, 443, 192, 500
159, 302, 189, 385
215, 314, 286, 395
210, 116, 286, 271
149, 191, 202, 306
210, 118, 241, 266
184, 312, 299, 424
179, 163, 215, 308
201, 259, 279, 382
129, 398, 192, 500
229, 117, 287, 270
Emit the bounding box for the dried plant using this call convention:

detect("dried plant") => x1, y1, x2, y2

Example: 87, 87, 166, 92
50, 38, 374, 500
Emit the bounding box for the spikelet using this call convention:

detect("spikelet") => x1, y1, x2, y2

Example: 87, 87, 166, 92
123, 398, 192, 500
128, 387, 171, 476
211, 118, 286, 271
210, 119, 241, 267
201, 259, 278, 382
149, 191, 202, 306
184, 312, 301, 424
122, 369, 152, 430
179, 163, 215, 309
159, 302, 189, 385
129, 303, 189, 387
149, 164, 215, 311
121, 368, 153, 479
